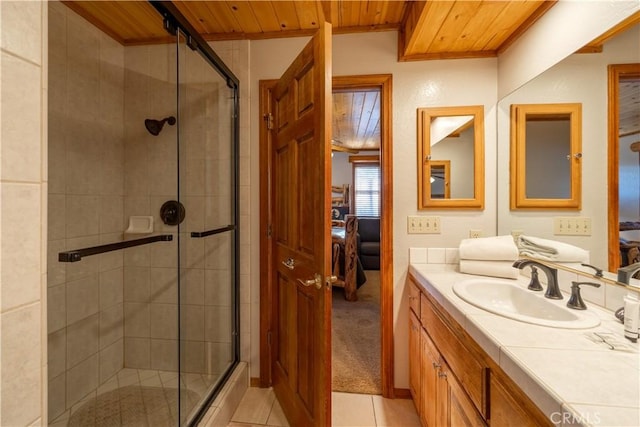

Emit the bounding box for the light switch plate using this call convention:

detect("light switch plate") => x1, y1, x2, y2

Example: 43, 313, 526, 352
469, 229, 482, 238
553, 217, 591, 235
408, 216, 441, 234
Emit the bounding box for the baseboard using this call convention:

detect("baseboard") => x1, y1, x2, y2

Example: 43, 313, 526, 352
393, 388, 412, 399
250, 377, 261, 387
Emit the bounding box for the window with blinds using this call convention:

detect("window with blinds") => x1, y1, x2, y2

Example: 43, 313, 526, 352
353, 163, 380, 217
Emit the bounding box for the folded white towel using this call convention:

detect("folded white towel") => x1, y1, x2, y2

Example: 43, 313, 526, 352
459, 235, 519, 261
517, 235, 589, 263
459, 260, 519, 279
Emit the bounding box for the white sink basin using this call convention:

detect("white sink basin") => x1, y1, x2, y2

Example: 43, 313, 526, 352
452, 278, 601, 329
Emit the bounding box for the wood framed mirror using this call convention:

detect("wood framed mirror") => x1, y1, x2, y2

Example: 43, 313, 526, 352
510, 103, 582, 210
417, 105, 485, 209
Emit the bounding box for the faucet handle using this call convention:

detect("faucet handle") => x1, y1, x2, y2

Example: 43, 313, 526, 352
581, 263, 603, 277
567, 281, 601, 310
527, 266, 543, 291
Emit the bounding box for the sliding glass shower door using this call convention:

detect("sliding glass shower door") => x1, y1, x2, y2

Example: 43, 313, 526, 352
175, 28, 239, 423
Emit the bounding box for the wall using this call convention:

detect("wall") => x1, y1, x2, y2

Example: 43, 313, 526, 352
46, 2, 125, 419
0, 1, 47, 425
249, 31, 499, 388
497, 26, 640, 268
331, 150, 380, 201
331, 152, 352, 187
498, 0, 640, 98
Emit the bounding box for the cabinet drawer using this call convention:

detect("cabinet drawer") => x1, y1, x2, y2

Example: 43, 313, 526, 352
408, 278, 421, 316
420, 293, 487, 417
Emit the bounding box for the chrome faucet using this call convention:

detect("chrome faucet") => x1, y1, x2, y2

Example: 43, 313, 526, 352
512, 259, 563, 300
617, 262, 640, 285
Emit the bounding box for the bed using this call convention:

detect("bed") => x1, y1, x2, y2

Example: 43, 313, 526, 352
331, 215, 366, 301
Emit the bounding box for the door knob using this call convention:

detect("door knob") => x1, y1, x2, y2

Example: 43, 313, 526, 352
298, 273, 322, 290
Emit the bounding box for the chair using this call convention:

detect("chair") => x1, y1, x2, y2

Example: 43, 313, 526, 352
357, 217, 380, 270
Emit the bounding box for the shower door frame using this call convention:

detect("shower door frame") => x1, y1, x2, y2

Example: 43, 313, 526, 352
150, 2, 241, 425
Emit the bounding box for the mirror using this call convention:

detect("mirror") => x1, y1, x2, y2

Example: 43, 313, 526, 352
509, 103, 582, 209
497, 24, 640, 269
417, 105, 484, 209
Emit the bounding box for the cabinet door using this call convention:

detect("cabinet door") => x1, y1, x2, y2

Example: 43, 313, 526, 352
490, 375, 545, 427
446, 364, 486, 427
421, 329, 444, 427
409, 311, 422, 405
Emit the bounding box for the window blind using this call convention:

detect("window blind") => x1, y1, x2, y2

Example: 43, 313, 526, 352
354, 163, 380, 217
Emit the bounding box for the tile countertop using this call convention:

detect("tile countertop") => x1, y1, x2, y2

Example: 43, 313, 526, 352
409, 264, 640, 427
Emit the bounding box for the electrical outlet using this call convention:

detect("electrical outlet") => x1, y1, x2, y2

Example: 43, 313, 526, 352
553, 217, 591, 236
407, 216, 441, 234
469, 229, 482, 238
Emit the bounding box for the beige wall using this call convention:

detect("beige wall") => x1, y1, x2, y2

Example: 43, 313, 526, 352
0, 1, 47, 425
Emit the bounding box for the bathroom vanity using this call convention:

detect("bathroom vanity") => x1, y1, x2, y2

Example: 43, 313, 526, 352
408, 264, 640, 427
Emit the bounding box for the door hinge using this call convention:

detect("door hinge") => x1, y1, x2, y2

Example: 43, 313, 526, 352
263, 113, 274, 130
267, 224, 273, 238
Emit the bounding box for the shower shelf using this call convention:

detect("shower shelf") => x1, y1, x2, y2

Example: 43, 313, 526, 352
58, 234, 173, 262
190, 224, 235, 238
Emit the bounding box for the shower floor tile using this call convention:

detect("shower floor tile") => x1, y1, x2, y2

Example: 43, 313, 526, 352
50, 368, 218, 426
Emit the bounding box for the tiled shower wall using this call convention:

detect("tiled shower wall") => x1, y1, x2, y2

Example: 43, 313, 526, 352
47, 1, 126, 420
0, 1, 47, 425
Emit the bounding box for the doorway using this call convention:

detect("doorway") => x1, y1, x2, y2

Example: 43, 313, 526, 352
330, 81, 383, 396
607, 64, 640, 272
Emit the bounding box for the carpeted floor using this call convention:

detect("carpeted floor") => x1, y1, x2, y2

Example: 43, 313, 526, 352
332, 270, 381, 395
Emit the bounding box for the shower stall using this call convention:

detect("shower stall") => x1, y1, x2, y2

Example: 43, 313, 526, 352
47, 2, 239, 425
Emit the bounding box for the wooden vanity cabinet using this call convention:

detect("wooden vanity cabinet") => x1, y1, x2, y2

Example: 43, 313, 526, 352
408, 276, 552, 427
421, 328, 485, 427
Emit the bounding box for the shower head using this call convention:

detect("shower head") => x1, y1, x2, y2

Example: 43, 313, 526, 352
144, 116, 176, 136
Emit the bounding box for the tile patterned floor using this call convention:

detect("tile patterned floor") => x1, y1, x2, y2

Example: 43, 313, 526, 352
228, 389, 421, 427
50, 368, 219, 426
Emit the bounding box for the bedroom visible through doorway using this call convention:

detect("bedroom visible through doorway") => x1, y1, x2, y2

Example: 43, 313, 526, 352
330, 82, 384, 395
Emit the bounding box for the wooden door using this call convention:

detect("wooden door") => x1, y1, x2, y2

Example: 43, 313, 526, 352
269, 22, 332, 427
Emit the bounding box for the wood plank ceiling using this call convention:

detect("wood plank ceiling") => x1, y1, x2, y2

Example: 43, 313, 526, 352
61, 1, 640, 149
63, 0, 557, 61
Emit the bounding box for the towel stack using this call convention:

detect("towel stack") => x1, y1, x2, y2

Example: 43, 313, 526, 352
458, 235, 520, 279
516, 235, 589, 264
